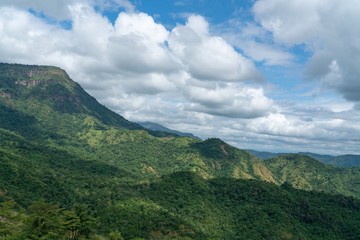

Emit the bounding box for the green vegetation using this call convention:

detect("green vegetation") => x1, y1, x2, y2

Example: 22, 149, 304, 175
1, 172, 360, 239
265, 154, 360, 198
1, 63, 360, 239
248, 149, 360, 168
325, 154, 360, 167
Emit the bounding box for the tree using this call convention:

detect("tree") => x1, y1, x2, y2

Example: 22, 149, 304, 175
108, 230, 124, 240
24, 200, 64, 239
0, 200, 24, 238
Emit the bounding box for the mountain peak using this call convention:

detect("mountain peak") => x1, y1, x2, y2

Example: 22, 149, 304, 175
0, 63, 143, 133
0, 63, 70, 87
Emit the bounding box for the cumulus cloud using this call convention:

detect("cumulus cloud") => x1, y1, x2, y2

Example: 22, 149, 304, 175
253, 0, 360, 102
169, 15, 263, 82
217, 21, 294, 66
184, 85, 273, 118
0, 2, 271, 121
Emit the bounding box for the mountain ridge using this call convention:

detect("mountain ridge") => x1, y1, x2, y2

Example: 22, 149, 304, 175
248, 149, 360, 167
137, 121, 201, 139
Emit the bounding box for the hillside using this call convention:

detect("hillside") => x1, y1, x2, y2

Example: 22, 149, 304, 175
325, 154, 360, 167
2, 171, 360, 239
0, 63, 143, 136
265, 154, 360, 197
1, 63, 360, 239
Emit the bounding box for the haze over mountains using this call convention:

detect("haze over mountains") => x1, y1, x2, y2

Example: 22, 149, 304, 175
0, 63, 360, 239
248, 149, 360, 168
137, 121, 201, 140
138, 120, 360, 168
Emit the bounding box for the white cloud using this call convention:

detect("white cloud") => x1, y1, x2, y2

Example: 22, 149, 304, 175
253, 0, 360, 102
114, 12, 168, 43
184, 85, 273, 118
253, 0, 327, 46
240, 41, 293, 66
216, 21, 294, 66
169, 15, 263, 82
2, 1, 360, 154
0, 3, 270, 121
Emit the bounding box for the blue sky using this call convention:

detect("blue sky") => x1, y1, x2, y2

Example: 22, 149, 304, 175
1, 0, 360, 154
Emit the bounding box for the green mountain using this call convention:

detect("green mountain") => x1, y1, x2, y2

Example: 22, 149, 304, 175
249, 149, 360, 168
1, 63, 360, 239
298, 152, 336, 163
0, 63, 143, 135
325, 154, 360, 167
264, 154, 360, 197
137, 121, 201, 139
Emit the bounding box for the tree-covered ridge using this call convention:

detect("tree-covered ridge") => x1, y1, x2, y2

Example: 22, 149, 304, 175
248, 149, 360, 168
1, 171, 360, 239
265, 154, 360, 197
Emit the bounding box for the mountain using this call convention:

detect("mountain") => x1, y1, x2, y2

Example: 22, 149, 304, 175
249, 149, 360, 168
298, 152, 336, 163
137, 121, 201, 139
1, 63, 360, 239
0, 63, 143, 131
264, 154, 360, 197
247, 149, 279, 159
324, 154, 360, 167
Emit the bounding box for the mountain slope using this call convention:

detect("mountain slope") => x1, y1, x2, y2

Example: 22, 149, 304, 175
327, 154, 360, 167
0, 63, 143, 137
0, 63, 275, 182
2, 170, 360, 239
265, 154, 360, 198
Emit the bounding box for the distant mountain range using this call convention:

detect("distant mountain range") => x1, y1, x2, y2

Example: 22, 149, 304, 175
247, 149, 360, 167
1, 63, 360, 239
137, 121, 201, 139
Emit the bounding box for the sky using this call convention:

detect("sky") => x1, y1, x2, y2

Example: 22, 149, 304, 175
1, 0, 360, 155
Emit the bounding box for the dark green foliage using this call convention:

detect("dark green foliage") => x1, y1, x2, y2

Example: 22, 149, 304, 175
2, 172, 360, 240
0, 104, 37, 134
25, 201, 65, 239
144, 172, 360, 239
